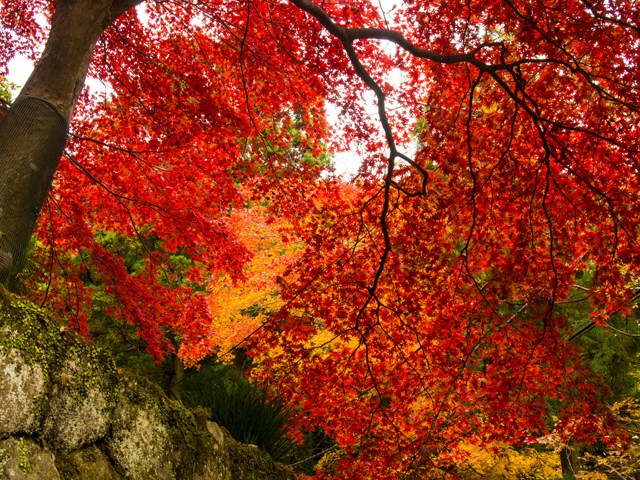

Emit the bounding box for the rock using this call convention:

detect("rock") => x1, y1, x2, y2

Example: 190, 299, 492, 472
43, 330, 119, 453
201, 421, 231, 480
191, 408, 213, 431
0, 290, 57, 438
0, 436, 60, 479
105, 373, 178, 479
0, 350, 48, 438
106, 372, 231, 480
227, 440, 299, 480
0, 285, 119, 451
54, 445, 120, 480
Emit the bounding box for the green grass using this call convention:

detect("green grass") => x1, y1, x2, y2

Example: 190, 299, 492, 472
179, 364, 297, 463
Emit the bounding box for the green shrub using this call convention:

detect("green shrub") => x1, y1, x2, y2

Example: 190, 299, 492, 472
180, 364, 297, 463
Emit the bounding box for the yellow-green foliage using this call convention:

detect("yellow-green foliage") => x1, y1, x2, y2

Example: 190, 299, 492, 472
0, 77, 18, 102
456, 442, 561, 480
316, 447, 346, 475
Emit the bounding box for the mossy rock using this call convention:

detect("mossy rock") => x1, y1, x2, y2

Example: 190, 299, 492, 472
0, 287, 299, 480
228, 442, 298, 480
54, 444, 120, 480
0, 284, 120, 451
0, 286, 60, 437
43, 328, 120, 452
0, 436, 60, 479
106, 372, 232, 480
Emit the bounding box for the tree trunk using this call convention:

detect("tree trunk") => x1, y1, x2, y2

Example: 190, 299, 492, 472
0, 0, 143, 287
168, 353, 185, 401
560, 439, 579, 478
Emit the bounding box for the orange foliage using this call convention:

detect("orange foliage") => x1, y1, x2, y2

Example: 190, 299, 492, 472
194, 205, 302, 366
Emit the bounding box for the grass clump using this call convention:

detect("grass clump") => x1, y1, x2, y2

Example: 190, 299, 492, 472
180, 364, 297, 463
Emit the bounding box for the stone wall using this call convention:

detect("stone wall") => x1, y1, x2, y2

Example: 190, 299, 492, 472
0, 286, 298, 480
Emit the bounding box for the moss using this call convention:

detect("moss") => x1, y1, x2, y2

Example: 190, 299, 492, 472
19, 437, 27, 474
0, 284, 58, 363
106, 373, 208, 479
43, 329, 121, 452
54, 444, 121, 480
0, 285, 119, 400
55, 329, 120, 410
228, 442, 298, 480
121, 375, 210, 450
0, 436, 61, 479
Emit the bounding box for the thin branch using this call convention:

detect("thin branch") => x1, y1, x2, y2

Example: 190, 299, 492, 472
287, 445, 339, 468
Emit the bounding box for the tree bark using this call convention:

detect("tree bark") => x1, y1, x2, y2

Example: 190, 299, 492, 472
168, 352, 185, 401
560, 439, 580, 478
0, 0, 143, 287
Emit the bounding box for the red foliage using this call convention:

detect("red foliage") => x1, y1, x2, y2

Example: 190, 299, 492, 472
2, 0, 640, 476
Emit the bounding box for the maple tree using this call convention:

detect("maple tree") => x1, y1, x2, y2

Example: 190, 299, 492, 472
1, 0, 640, 478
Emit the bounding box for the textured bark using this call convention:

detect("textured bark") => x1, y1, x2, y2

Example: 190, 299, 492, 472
0, 97, 68, 287
0, 0, 144, 287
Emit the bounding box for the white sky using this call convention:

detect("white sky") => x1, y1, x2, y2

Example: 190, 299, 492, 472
6, 55, 32, 94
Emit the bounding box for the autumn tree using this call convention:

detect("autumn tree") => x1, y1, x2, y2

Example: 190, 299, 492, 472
1, 0, 640, 477
1, 0, 331, 358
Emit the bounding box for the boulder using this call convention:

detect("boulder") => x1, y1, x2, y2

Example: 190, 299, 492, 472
0, 291, 56, 438
54, 445, 120, 480
0, 436, 60, 479
43, 329, 119, 452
